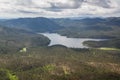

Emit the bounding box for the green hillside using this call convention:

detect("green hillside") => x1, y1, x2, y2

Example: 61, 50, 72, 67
0, 25, 50, 53
0, 17, 62, 32
53, 17, 120, 38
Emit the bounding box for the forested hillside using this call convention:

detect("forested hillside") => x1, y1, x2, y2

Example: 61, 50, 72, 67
53, 17, 120, 38
0, 17, 62, 32
1, 17, 120, 38
0, 25, 50, 53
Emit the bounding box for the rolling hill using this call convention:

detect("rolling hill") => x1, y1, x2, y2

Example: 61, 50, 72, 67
1, 17, 120, 38
53, 17, 120, 38
0, 17, 62, 32
1, 17, 120, 49
0, 25, 50, 53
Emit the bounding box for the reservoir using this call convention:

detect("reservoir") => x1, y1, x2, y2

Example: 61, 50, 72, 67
41, 33, 105, 48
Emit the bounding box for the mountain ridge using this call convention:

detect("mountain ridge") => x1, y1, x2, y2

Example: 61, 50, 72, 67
0, 17, 62, 32
1, 17, 120, 38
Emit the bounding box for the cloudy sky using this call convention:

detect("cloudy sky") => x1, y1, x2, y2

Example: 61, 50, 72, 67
0, 0, 120, 18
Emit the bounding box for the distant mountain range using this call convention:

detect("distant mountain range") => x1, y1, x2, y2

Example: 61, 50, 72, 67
52, 17, 120, 38
0, 16, 120, 51
0, 17, 62, 32
0, 17, 120, 38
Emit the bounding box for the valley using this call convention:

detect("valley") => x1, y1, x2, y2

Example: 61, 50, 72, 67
0, 0, 120, 80
1, 17, 120, 48
0, 17, 120, 80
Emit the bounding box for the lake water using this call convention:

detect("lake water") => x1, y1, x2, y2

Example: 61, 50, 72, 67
40, 33, 105, 48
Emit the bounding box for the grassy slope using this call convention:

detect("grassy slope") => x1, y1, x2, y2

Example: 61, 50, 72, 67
0, 46, 120, 80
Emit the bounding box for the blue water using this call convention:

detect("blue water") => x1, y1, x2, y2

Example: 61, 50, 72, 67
40, 33, 105, 48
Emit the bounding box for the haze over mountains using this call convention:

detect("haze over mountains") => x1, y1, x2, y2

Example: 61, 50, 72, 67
0, 17, 62, 32
0, 17, 120, 38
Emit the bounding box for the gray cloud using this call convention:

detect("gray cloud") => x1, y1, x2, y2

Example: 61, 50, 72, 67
84, 0, 112, 8
0, 0, 119, 18
18, 10, 39, 14
50, 0, 83, 9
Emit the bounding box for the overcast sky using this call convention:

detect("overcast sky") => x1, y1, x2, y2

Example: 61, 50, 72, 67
0, 0, 120, 18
